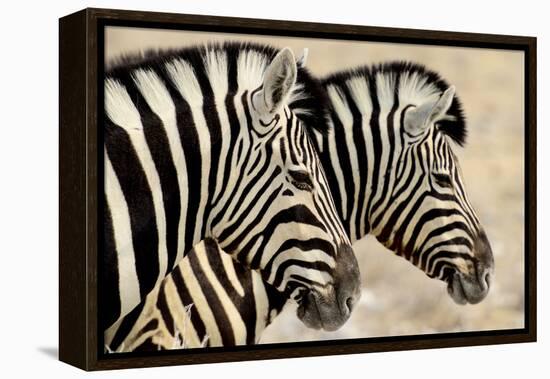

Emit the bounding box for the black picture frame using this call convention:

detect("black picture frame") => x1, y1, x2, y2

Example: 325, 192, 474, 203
59, 7, 537, 371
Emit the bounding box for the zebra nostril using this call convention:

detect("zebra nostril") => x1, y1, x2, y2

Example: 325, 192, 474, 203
346, 296, 355, 312
342, 295, 357, 316
483, 270, 492, 289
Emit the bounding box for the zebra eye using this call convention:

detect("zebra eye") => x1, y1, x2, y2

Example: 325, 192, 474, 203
288, 170, 314, 192
293, 288, 308, 303
433, 173, 453, 188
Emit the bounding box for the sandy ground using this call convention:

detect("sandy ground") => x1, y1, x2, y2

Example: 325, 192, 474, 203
105, 27, 525, 343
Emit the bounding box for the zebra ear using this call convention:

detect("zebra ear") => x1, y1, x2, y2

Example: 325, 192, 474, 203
404, 86, 456, 137
253, 48, 297, 115
296, 48, 309, 68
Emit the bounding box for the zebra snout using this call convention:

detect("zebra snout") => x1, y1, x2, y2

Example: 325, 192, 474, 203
474, 228, 495, 274
447, 267, 492, 305
447, 263, 493, 305
296, 244, 362, 331
447, 228, 494, 305
334, 244, 362, 317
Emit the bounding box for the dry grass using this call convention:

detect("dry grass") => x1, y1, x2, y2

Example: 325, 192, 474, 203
161, 304, 209, 350
106, 304, 209, 353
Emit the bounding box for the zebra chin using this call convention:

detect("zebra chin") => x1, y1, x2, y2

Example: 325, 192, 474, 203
296, 244, 361, 331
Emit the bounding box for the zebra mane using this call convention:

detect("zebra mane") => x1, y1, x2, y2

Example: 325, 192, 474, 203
105, 42, 330, 136
322, 61, 467, 146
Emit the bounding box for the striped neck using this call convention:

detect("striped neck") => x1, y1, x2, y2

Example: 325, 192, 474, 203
314, 63, 471, 254
313, 74, 404, 243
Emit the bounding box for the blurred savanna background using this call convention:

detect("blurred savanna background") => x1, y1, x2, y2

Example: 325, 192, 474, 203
105, 27, 525, 343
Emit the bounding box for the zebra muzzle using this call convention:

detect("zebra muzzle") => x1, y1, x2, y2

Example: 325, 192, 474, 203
447, 266, 493, 305
447, 230, 494, 305
296, 244, 361, 331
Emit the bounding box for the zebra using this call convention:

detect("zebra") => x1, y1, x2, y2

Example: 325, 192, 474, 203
107, 238, 285, 350
103, 42, 361, 343
106, 60, 495, 351
317, 62, 494, 304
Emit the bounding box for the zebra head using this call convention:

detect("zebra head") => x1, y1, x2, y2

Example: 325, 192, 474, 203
369, 70, 494, 305
211, 46, 361, 331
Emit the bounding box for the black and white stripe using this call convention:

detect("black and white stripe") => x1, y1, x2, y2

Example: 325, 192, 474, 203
107, 238, 285, 350
102, 43, 360, 336
316, 62, 493, 304
106, 61, 496, 351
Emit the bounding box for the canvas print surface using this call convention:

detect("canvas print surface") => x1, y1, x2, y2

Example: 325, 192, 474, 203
101, 26, 525, 353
